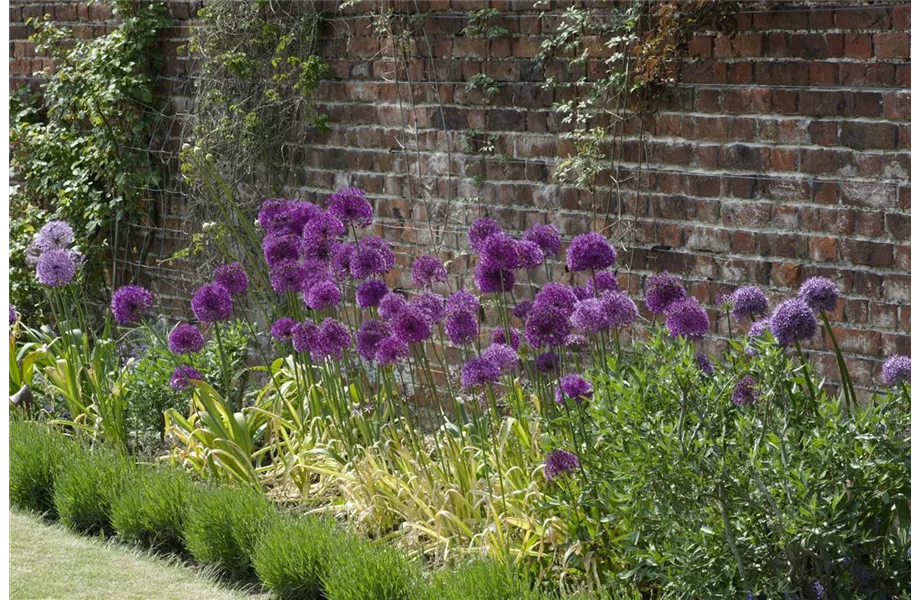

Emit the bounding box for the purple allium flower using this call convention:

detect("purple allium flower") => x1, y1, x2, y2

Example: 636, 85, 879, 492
270, 261, 307, 294
535, 351, 559, 374
512, 301, 533, 321
483, 343, 519, 374
168, 323, 205, 355
349, 244, 389, 280
446, 290, 479, 315
524, 223, 561, 258
749, 319, 770, 337
270, 317, 297, 342
305, 280, 342, 310
490, 327, 521, 350
480, 233, 520, 271
213, 262, 249, 295
34, 220, 75, 253
292, 321, 319, 354
544, 449, 579, 481
356, 279, 388, 309
881, 355, 910, 386
555, 374, 593, 404
111, 285, 153, 325
393, 306, 432, 344
36, 249, 77, 287
360, 236, 396, 272
572, 285, 592, 301
587, 270, 619, 295
327, 187, 373, 227
374, 335, 409, 366
314, 318, 352, 360
696, 353, 714, 375
565, 333, 589, 352
473, 263, 515, 294
732, 375, 758, 406
645, 271, 686, 315
516, 240, 544, 270
170, 365, 203, 391
411, 292, 445, 325
665, 297, 710, 339
812, 581, 825, 600
600, 291, 638, 327
9, 305, 17, 325
468, 217, 503, 253
570, 298, 610, 333
288, 201, 322, 235
379, 292, 408, 320
303, 210, 346, 240
411, 255, 447, 289
301, 260, 335, 294
566, 232, 616, 272
534, 283, 578, 316
729, 286, 768, 320
445, 311, 479, 346
525, 304, 571, 348
191, 283, 233, 323
769, 298, 817, 346
258, 199, 291, 233
356, 320, 390, 362
262, 233, 301, 268
798, 276, 839, 314
461, 356, 501, 389
331, 242, 356, 279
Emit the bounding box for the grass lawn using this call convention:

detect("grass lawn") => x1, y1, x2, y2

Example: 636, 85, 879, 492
10, 511, 264, 600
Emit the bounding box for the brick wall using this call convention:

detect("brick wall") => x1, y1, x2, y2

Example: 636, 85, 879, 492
9, 1, 911, 393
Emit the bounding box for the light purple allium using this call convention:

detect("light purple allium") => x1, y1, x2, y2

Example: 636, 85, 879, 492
566, 232, 616, 272
168, 323, 205, 355
111, 285, 153, 325
292, 321, 319, 354
356, 279, 388, 308
524, 223, 561, 258
565, 333, 589, 352
813, 581, 825, 600
732, 375, 758, 406
411, 292, 445, 325
769, 298, 817, 346
571, 298, 610, 333
258, 199, 292, 233
375, 335, 409, 366
555, 374, 593, 404
270, 261, 307, 294
331, 242, 356, 279
483, 343, 519, 375
262, 233, 301, 268
270, 317, 297, 342
512, 301, 533, 321
379, 292, 408, 320
393, 306, 432, 344
524, 303, 571, 348
170, 365, 203, 391
461, 356, 501, 389
349, 243, 389, 280
314, 318, 352, 360
305, 280, 342, 310
446, 290, 479, 316
445, 311, 479, 346
749, 319, 771, 337
327, 187, 373, 227
468, 217, 503, 252
36, 249, 77, 287
729, 286, 768, 321
587, 270, 619, 295
535, 351, 560, 374
213, 262, 249, 295
516, 240, 544, 270
473, 263, 515, 294
572, 285, 592, 301
534, 283, 578, 316
9, 305, 17, 325
665, 297, 710, 339
480, 233, 520, 271
361, 237, 395, 271
411, 255, 448, 289
490, 327, 521, 350
191, 283, 233, 323
288, 201, 322, 236
798, 276, 839, 314
881, 355, 910, 386
644, 271, 686, 315
303, 210, 346, 240
34, 220, 75, 253
356, 320, 390, 362
544, 449, 579, 481
24, 241, 42, 266
696, 353, 714, 375
601, 291, 638, 327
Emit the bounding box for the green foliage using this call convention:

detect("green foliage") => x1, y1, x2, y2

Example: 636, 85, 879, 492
53, 445, 135, 534
429, 558, 545, 600
110, 466, 196, 553
322, 534, 424, 600
465, 74, 500, 102
253, 515, 337, 600
9, 420, 73, 516
462, 8, 510, 39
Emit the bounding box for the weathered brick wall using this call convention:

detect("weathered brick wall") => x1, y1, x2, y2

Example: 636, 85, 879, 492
10, 2, 911, 393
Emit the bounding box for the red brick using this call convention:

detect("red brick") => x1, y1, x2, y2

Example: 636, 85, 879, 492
809, 237, 837, 262
688, 34, 713, 58
854, 92, 883, 118
892, 5, 910, 30
802, 207, 855, 235
772, 148, 797, 171
874, 33, 909, 59
753, 9, 809, 31
839, 121, 897, 151
843, 34, 872, 59
772, 90, 798, 114
841, 240, 894, 268
799, 91, 853, 116
789, 33, 844, 58
896, 64, 910, 88
840, 63, 897, 88
807, 121, 837, 146
830, 327, 881, 356
835, 7, 891, 30
757, 61, 810, 86
883, 91, 910, 120
810, 63, 838, 86
854, 211, 885, 237
801, 148, 851, 174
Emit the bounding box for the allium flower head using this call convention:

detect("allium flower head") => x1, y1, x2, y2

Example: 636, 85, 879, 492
461, 356, 501, 389
292, 321, 319, 354
565, 333, 589, 352
516, 240, 544, 270
535, 352, 559, 374
36, 249, 77, 287
566, 232, 616, 272
411, 255, 448, 289
34, 220, 75, 253
288, 201, 322, 235
732, 375, 758, 406
305, 280, 342, 310
375, 335, 409, 366
314, 319, 352, 360
572, 285, 592, 301
798, 276, 839, 313
645, 271, 686, 315
571, 298, 610, 333
555, 374, 593, 404
262, 233, 301, 268
168, 323, 205, 355
473, 263, 515, 294
111, 285, 153, 325
769, 298, 817, 346
601, 291, 638, 327
445, 311, 479, 346
270, 317, 297, 342
491, 327, 521, 350
360, 236, 396, 272
356, 320, 390, 362
524, 223, 561, 257
191, 283, 233, 323
881, 355, 910, 386
411, 292, 445, 325
304, 210, 346, 240
534, 283, 578, 316
213, 262, 249, 295
468, 217, 503, 253
696, 353, 714, 375
379, 292, 408, 320
331, 242, 356, 279
270, 261, 307, 294
749, 319, 771, 337
356, 279, 388, 308
483, 343, 519, 374
327, 187, 373, 227
729, 286, 768, 320
9, 305, 17, 325
587, 271, 619, 295
170, 365, 203, 391
350, 243, 389, 280
665, 297, 710, 339
393, 306, 432, 344
480, 233, 520, 271
513, 301, 533, 321
524, 303, 571, 348
544, 449, 579, 481
446, 290, 479, 315
258, 199, 292, 234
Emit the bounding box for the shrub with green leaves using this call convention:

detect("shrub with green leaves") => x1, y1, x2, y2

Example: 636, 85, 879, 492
9, 420, 73, 516
429, 558, 545, 600
322, 534, 424, 600
253, 514, 336, 599
53, 445, 134, 534
111, 465, 196, 553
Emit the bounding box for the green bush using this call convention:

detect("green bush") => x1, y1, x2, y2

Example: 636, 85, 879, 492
183, 485, 275, 576
322, 533, 424, 600
430, 558, 545, 600
111, 465, 196, 553
53, 445, 134, 534
253, 514, 336, 599
9, 420, 73, 516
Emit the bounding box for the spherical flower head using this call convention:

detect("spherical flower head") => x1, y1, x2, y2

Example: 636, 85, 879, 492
524, 303, 571, 348
270, 317, 297, 342
34, 220, 75, 253
490, 327, 521, 350
729, 285, 768, 321
111, 285, 154, 325
665, 297, 710, 339
213, 262, 249, 295
301, 260, 334, 294
354, 280, 387, 309
411, 255, 447, 289
732, 375, 759, 406
375, 335, 409, 366
769, 298, 817, 346
566, 232, 616, 272
524, 223, 561, 258
349, 244, 389, 280
445, 311, 479, 346
304, 210, 346, 240
696, 353, 714, 375
305, 280, 342, 310
262, 233, 301, 268
379, 292, 408, 320
36, 249, 77, 287
572, 285, 592, 301
292, 321, 319, 354
360, 236, 396, 272
168, 323, 205, 355
645, 271, 686, 315
544, 449, 579, 481
480, 233, 520, 271
483, 343, 519, 374
601, 291, 638, 327
461, 356, 501, 389
258, 199, 292, 234
749, 319, 771, 337
587, 270, 619, 295
446, 290, 479, 316
473, 263, 515, 294
571, 298, 610, 333
881, 355, 910, 386
555, 374, 593, 404
356, 320, 390, 362
798, 276, 839, 314
9, 304, 17, 325
331, 242, 357, 279
314, 318, 352, 360
533, 352, 558, 375
534, 283, 578, 316
393, 306, 432, 344
288, 201, 322, 236
270, 261, 307, 294
191, 283, 233, 323
468, 217, 503, 253
516, 240, 544, 270
565, 333, 589, 352
327, 187, 373, 227
512, 301, 533, 321
411, 292, 445, 325
170, 365, 203, 391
